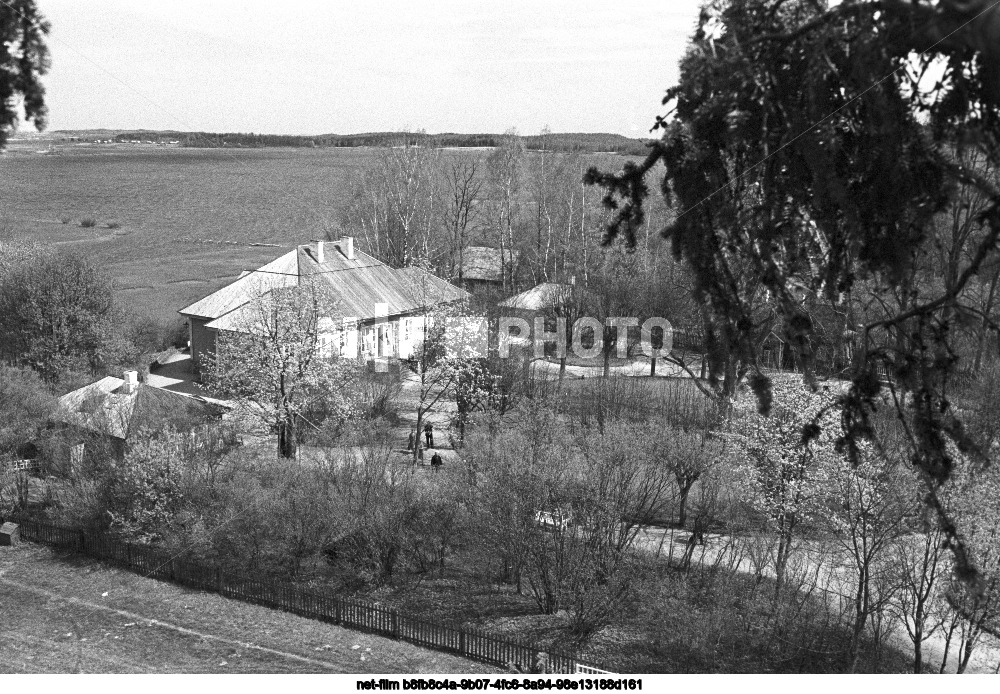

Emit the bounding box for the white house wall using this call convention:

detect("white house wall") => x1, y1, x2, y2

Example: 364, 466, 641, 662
308, 314, 434, 361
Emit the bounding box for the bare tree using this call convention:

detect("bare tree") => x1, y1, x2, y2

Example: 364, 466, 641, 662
485, 129, 525, 291
825, 450, 910, 672
893, 523, 951, 673
441, 154, 482, 280
341, 133, 441, 267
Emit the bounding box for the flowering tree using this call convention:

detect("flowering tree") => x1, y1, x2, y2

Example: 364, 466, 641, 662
204, 279, 356, 459
400, 266, 480, 463
106, 430, 186, 543
729, 376, 839, 594
452, 354, 526, 440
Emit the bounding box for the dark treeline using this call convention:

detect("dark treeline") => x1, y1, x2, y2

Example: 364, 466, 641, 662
92, 129, 650, 155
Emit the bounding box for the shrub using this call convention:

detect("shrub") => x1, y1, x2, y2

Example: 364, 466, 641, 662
106, 220, 122, 229
59, 215, 71, 224
80, 217, 97, 228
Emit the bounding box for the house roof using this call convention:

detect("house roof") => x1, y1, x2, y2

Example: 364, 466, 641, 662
55, 378, 225, 440
499, 282, 575, 311
459, 246, 516, 282
182, 239, 469, 331
178, 251, 300, 320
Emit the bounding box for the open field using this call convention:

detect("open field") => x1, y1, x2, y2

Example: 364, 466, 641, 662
1, 143, 366, 325
0, 542, 496, 674
0, 141, 633, 326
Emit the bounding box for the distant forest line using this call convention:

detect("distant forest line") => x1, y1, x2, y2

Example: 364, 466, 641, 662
51, 129, 652, 155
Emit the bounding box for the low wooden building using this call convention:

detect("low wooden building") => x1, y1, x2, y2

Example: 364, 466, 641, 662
49, 371, 227, 473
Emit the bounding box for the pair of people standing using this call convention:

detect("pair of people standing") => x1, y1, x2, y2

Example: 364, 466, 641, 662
406, 423, 434, 450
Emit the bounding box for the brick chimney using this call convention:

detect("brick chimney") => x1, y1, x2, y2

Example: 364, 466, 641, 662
340, 235, 355, 260
314, 240, 325, 264
122, 370, 139, 395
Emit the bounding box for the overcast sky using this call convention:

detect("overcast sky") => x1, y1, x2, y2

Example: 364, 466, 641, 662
35, 0, 702, 137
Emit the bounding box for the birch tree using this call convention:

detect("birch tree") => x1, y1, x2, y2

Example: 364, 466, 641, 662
485, 130, 525, 291
341, 134, 440, 267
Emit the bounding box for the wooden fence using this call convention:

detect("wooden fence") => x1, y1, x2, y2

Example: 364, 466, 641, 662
0, 514, 612, 674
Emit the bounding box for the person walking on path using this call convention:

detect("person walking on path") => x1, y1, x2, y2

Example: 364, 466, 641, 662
431, 451, 443, 473
424, 422, 434, 448
407, 430, 415, 452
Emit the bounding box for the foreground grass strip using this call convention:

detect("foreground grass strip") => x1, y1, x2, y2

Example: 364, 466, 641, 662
0, 544, 497, 673
4, 516, 598, 673
0, 575, 343, 671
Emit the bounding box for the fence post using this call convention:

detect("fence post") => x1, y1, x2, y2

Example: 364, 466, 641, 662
392, 610, 399, 638
335, 598, 342, 625
459, 630, 466, 655
215, 567, 222, 593
77, 530, 86, 554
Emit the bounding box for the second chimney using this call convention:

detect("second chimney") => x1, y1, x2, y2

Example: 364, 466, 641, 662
341, 235, 355, 260
122, 370, 139, 395
314, 240, 325, 264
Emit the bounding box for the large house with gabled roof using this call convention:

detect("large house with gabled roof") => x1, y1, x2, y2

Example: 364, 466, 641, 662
178, 237, 469, 369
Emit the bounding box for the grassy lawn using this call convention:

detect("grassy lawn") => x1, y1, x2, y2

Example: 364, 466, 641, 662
0, 542, 497, 674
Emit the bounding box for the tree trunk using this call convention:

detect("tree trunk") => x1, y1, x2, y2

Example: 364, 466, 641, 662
939, 617, 959, 673
848, 567, 869, 672
677, 483, 692, 528
413, 410, 423, 465
278, 417, 297, 459
773, 521, 794, 600
957, 631, 977, 673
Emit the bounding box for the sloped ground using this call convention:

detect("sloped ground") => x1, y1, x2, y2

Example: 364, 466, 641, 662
631, 526, 1000, 674
0, 543, 497, 674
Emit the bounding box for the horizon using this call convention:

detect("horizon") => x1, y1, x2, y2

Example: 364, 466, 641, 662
35, 127, 652, 140
33, 0, 701, 138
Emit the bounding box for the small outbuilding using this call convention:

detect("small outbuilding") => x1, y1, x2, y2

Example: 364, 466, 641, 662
0, 521, 20, 546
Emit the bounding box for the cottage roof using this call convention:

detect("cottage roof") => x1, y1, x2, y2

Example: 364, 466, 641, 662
183, 239, 468, 330
459, 246, 516, 283
55, 378, 225, 440
178, 251, 299, 320
499, 282, 575, 311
